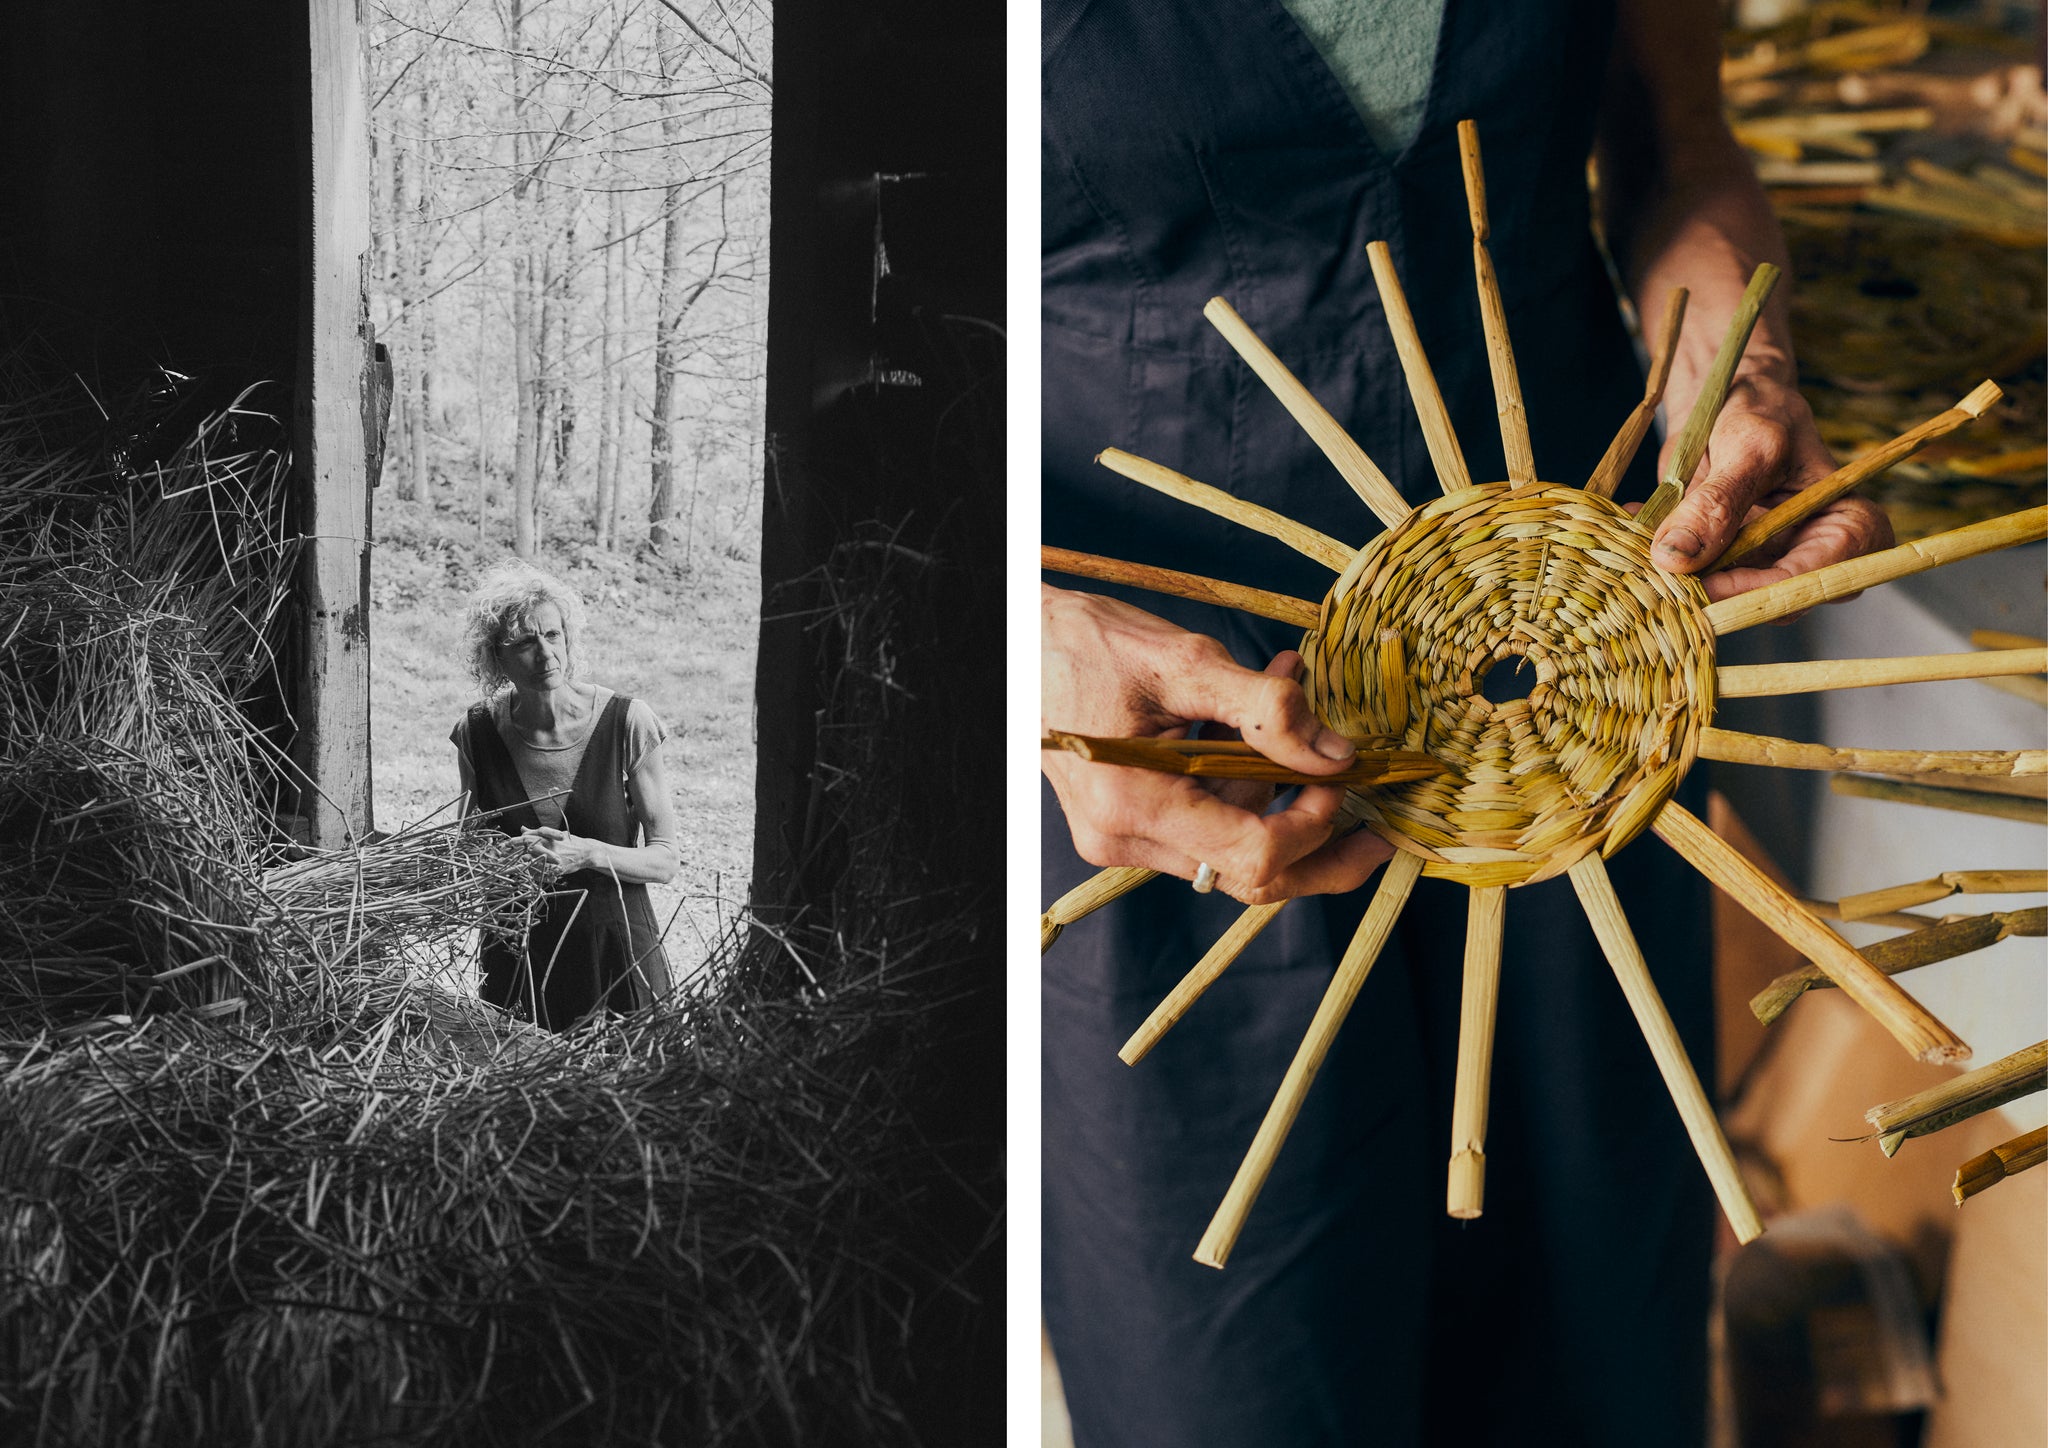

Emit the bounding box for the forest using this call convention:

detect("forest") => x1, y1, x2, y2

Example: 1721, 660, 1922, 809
364, 0, 770, 564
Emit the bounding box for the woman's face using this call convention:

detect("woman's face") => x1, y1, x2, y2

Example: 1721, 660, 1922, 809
497, 601, 572, 693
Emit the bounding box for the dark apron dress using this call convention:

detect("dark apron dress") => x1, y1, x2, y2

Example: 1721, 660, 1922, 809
1042, 4, 1716, 1444
462, 693, 672, 1031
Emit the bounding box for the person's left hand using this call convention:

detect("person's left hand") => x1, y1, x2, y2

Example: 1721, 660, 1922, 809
521, 826, 606, 875
1644, 373, 1893, 606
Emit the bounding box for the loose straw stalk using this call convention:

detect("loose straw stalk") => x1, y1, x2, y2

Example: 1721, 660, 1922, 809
1041, 546, 1321, 629
1585, 288, 1688, 499
1700, 726, 2044, 779
1201, 297, 1410, 529
1717, 381, 2001, 567
1653, 801, 1968, 1063
1568, 852, 1764, 1243
1717, 648, 2046, 697
1041, 731, 1445, 789
1446, 885, 1505, 1218
1196, 851, 1423, 1268
1953, 1125, 2048, 1203
1797, 895, 1941, 932
1638, 262, 1781, 533
1096, 448, 1356, 571
1831, 774, 2048, 826
1456, 121, 1535, 487
1706, 506, 2048, 635
1750, 907, 2045, 1025
1366, 240, 1472, 495
1041, 866, 1157, 952
1865, 1041, 2048, 1157
1121, 902, 1287, 1064
1837, 870, 2047, 922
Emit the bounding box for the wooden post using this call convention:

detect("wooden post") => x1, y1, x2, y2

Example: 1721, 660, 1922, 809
296, 0, 375, 846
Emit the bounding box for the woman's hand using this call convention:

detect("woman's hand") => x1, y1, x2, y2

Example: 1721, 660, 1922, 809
521, 826, 607, 875
1042, 585, 1392, 904
1645, 371, 1893, 607
1601, 0, 1895, 613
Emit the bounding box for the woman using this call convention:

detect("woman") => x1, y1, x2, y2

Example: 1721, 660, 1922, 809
453, 560, 678, 1029
1040, 2, 1886, 1443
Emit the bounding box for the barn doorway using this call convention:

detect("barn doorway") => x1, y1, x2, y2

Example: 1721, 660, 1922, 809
361, 1, 770, 960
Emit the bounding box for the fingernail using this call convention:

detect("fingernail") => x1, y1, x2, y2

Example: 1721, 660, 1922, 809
1313, 727, 1355, 761
1656, 527, 1703, 561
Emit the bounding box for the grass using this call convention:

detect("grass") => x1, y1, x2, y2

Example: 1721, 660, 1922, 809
368, 488, 758, 969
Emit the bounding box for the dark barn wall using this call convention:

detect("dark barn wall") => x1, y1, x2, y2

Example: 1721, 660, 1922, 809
755, 2, 1005, 908
1, 0, 378, 846
0, 0, 302, 402
754, 0, 1005, 1439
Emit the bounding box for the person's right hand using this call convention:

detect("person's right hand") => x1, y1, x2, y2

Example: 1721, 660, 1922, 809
1042, 584, 1394, 904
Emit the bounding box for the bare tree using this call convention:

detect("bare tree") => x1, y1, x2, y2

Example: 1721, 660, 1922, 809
363, 0, 770, 557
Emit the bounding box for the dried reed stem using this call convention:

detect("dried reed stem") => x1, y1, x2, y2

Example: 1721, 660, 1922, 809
1717, 647, 2046, 697
1567, 852, 1764, 1243
1831, 774, 2048, 825
1048, 548, 1318, 626
1195, 850, 1423, 1268
1796, 895, 1940, 932
1973, 629, 2047, 652
1751, 907, 2045, 1025
1717, 382, 2002, 567
1200, 297, 1411, 530
1120, 901, 1288, 1064
1638, 263, 1781, 533
1585, 288, 1688, 499
1973, 629, 2048, 706
1653, 800, 1968, 1064
1873, 772, 2048, 800
1365, 241, 1472, 496
1953, 1125, 2047, 1203
1700, 726, 2045, 779
1040, 731, 1444, 789
1838, 871, 2046, 922
1456, 122, 1535, 488
1041, 866, 1157, 953
1706, 506, 2048, 635
1865, 1041, 2048, 1156
1096, 448, 1355, 571
1040, 545, 1322, 628
1446, 884, 1504, 1219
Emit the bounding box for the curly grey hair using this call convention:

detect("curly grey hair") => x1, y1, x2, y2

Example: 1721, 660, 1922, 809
461, 559, 589, 697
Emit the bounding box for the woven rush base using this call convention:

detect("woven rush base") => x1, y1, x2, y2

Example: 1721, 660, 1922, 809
1302, 482, 1717, 887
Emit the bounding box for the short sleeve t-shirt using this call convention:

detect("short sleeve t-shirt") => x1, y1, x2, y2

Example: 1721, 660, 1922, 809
1278, 0, 1445, 158
452, 686, 670, 835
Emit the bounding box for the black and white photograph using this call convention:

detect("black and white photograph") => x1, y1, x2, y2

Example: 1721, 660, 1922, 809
0, 0, 1001, 1443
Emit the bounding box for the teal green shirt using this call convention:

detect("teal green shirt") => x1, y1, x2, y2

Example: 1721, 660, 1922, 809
1278, 0, 1446, 157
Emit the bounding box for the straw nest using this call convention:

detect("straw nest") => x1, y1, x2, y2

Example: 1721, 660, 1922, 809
0, 355, 994, 1446
1302, 481, 1716, 887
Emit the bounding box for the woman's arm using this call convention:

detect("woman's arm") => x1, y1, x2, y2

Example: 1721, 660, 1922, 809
522, 742, 681, 886
1598, 0, 1891, 603
1041, 584, 1393, 905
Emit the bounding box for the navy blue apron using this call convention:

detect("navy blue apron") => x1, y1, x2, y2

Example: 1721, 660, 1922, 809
462, 694, 673, 1031
1041, 4, 1715, 1444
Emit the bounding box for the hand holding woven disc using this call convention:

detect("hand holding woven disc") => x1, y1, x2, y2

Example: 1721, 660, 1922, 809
1041, 585, 1393, 901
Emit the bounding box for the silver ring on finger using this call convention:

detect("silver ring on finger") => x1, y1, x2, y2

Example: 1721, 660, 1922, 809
1191, 861, 1218, 894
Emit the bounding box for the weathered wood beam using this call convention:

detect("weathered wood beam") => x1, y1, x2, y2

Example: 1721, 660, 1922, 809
295, 0, 375, 845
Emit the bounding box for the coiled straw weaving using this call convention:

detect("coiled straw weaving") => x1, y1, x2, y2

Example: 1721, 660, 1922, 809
1305, 482, 1716, 887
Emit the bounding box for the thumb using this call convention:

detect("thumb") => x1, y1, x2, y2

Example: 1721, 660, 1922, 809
1154, 646, 1355, 773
